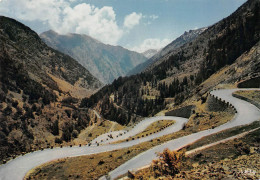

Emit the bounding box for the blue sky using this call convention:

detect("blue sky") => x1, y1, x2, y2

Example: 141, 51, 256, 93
0, 0, 246, 52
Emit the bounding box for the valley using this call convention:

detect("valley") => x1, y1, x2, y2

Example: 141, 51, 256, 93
0, 0, 259, 179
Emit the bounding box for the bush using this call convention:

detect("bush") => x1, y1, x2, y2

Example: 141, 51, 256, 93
12, 100, 18, 108
62, 97, 78, 104
234, 141, 250, 155
72, 130, 78, 138
3, 106, 12, 116
65, 109, 71, 118
55, 138, 62, 144
62, 127, 71, 142
98, 160, 105, 165
151, 148, 186, 177
51, 120, 59, 136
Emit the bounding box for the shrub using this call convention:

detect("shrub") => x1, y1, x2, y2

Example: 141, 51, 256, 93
151, 148, 186, 178
98, 160, 105, 165
234, 141, 250, 155
3, 105, 12, 116
72, 130, 79, 138
62, 97, 78, 104
51, 120, 59, 136
55, 138, 62, 144
65, 109, 71, 118
12, 100, 18, 108
62, 128, 71, 142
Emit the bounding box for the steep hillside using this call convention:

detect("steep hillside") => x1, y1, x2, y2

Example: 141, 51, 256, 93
40, 31, 148, 84
0, 17, 102, 97
81, 0, 260, 125
0, 16, 102, 160
128, 27, 207, 75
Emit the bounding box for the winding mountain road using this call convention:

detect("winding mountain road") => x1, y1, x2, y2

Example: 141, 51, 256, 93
90, 116, 187, 145
104, 89, 260, 179
0, 89, 259, 180
0, 117, 187, 180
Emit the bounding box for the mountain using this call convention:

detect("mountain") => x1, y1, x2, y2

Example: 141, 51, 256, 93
0, 17, 102, 98
0, 16, 102, 160
81, 0, 260, 125
142, 49, 159, 58
127, 27, 207, 76
40, 31, 148, 84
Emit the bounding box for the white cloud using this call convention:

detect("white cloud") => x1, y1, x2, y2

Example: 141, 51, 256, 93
124, 12, 143, 29
0, 0, 124, 45
57, 4, 123, 45
0, 0, 67, 28
130, 38, 171, 53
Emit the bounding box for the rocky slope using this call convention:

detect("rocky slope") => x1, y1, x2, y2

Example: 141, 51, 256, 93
40, 31, 148, 84
183, 153, 260, 179
128, 27, 207, 75
0, 16, 102, 160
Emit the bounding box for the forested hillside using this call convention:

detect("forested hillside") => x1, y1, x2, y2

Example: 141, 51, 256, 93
0, 16, 102, 160
127, 28, 206, 76
81, 0, 260, 125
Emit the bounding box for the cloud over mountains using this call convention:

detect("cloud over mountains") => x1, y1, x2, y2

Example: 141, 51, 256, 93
0, 0, 149, 45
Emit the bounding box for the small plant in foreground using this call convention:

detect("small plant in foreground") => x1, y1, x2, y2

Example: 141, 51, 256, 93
151, 148, 186, 178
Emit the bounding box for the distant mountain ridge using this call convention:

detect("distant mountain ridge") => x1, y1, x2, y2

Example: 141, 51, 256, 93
127, 27, 207, 75
142, 49, 159, 58
40, 31, 148, 84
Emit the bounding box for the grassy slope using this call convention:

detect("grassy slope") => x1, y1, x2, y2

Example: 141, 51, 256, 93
74, 120, 125, 145
233, 90, 260, 104
113, 120, 174, 144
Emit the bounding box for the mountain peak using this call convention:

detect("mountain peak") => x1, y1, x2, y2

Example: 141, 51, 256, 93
127, 27, 207, 76
43, 29, 59, 35
142, 49, 159, 58
40, 31, 148, 83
